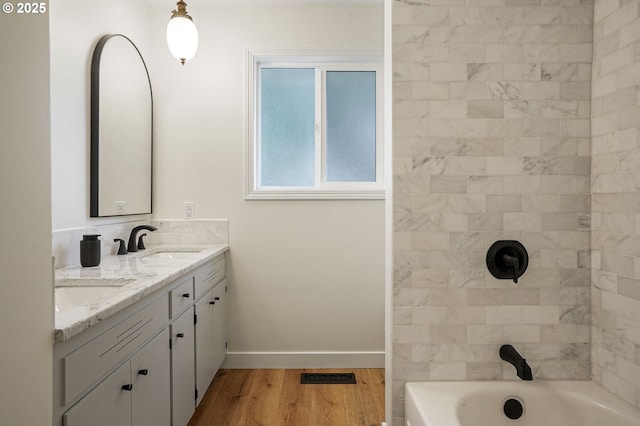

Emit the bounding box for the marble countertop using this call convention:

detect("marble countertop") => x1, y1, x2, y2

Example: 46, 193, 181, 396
54, 244, 229, 343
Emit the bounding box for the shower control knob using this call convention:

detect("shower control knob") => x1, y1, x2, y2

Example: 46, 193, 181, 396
486, 240, 529, 284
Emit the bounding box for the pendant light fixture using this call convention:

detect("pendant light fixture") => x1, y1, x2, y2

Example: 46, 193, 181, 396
166, 1, 198, 65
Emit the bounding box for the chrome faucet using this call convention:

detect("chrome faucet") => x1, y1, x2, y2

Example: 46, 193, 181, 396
127, 225, 157, 253
500, 344, 533, 381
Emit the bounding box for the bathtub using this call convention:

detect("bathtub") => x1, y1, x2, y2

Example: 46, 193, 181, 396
405, 381, 640, 426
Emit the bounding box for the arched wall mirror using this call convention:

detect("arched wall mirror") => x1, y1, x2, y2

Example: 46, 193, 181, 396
90, 34, 153, 217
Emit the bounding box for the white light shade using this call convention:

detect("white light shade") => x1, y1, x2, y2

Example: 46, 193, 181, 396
166, 16, 198, 64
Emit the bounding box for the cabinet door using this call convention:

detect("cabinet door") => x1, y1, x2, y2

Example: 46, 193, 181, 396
63, 361, 132, 426
212, 279, 227, 374
171, 307, 195, 426
195, 290, 215, 406
131, 329, 170, 426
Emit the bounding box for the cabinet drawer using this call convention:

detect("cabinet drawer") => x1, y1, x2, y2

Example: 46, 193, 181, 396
63, 296, 167, 405
194, 258, 225, 299
170, 277, 194, 318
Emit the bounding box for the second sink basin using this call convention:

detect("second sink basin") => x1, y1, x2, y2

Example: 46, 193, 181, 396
55, 286, 121, 312
143, 251, 200, 260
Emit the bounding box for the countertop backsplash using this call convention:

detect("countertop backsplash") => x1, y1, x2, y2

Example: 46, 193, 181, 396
52, 219, 229, 269
148, 219, 229, 246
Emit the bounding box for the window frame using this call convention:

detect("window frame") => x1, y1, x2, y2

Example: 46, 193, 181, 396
246, 50, 384, 200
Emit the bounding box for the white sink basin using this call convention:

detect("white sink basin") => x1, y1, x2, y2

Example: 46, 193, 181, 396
55, 286, 121, 312
143, 251, 200, 260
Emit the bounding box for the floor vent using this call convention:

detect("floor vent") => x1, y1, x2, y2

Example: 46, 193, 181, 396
301, 373, 356, 384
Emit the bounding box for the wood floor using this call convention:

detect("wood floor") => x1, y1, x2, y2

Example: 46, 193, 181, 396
188, 368, 385, 426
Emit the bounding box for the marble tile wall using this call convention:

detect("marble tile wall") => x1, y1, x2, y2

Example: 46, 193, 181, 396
591, 0, 640, 409
392, 0, 593, 423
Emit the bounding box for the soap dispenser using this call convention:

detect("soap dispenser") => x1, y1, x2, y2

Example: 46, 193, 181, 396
80, 234, 101, 267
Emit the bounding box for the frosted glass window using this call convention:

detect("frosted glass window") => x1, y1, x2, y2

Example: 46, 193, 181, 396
259, 68, 315, 187
325, 71, 376, 182
249, 54, 383, 199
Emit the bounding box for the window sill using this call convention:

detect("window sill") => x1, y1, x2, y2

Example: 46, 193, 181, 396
245, 188, 385, 200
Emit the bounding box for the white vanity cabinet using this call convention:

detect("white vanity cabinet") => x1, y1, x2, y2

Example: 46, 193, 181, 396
194, 280, 227, 405
63, 360, 132, 426
195, 292, 216, 406
211, 279, 228, 380
171, 306, 196, 426
54, 252, 228, 426
131, 328, 171, 426
194, 258, 227, 406
63, 328, 170, 426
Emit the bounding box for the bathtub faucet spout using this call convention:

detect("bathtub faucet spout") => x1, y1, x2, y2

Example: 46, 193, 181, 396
500, 344, 533, 380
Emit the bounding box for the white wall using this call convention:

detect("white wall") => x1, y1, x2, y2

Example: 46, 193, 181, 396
49, 0, 385, 365
50, 0, 153, 231
149, 3, 385, 365
0, 8, 52, 425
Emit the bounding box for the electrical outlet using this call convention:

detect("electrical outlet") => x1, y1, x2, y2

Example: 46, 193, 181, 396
184, 202, 194, 219
115, 201, 127, 215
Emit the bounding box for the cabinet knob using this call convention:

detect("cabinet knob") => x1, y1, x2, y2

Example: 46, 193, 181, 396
209, 301, 215, 305
176, 333, 185, 338
182, 293, 190, 298
138, 369, 148, 376
214, 297, 220, 301
122, 384, 133, 391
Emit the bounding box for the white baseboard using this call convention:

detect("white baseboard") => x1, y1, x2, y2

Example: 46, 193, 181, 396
222, 351, 385, 369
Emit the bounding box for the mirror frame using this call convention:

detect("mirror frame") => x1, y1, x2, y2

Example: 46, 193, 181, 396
90, 34, 153, 217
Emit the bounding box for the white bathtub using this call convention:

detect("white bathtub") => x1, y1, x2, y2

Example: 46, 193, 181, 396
405, 381, 640, 426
